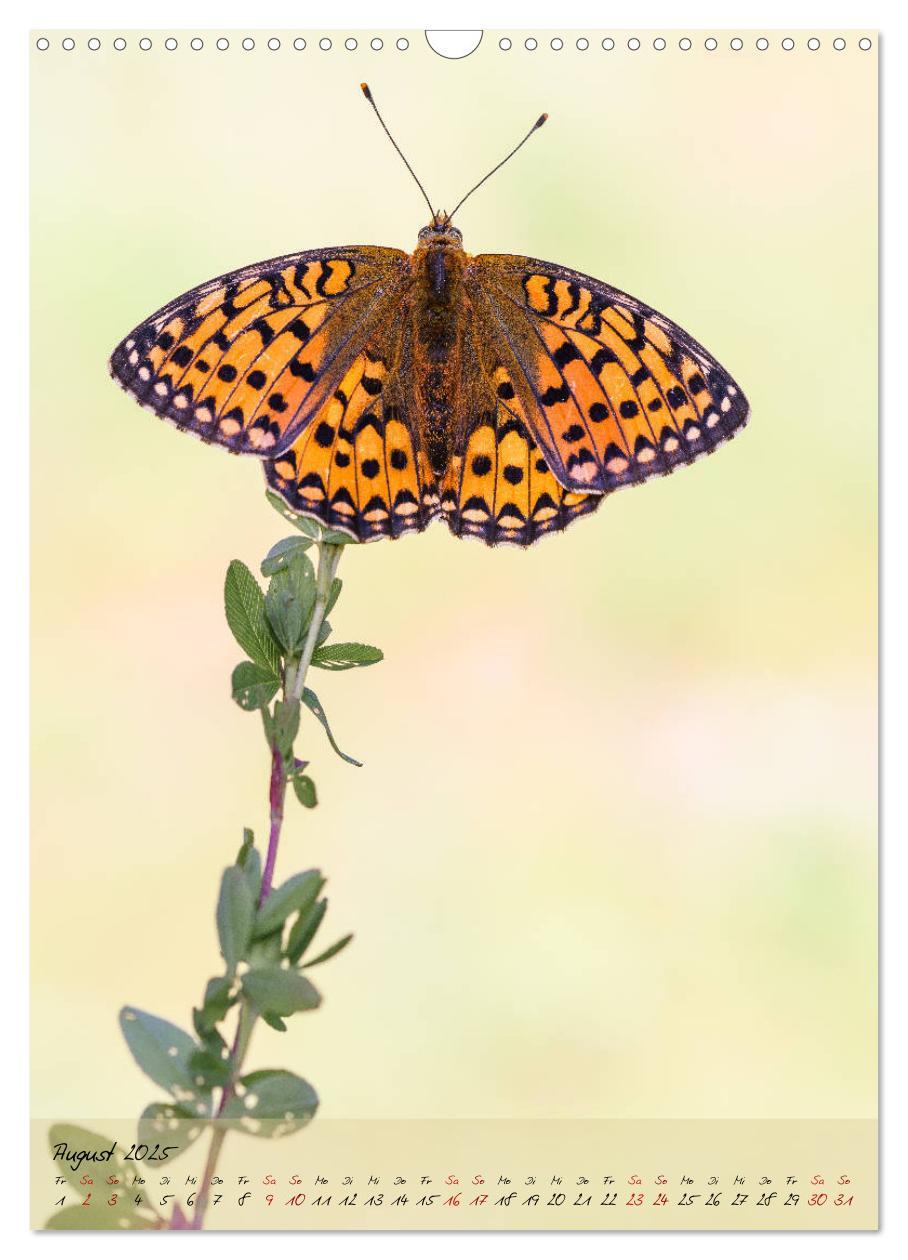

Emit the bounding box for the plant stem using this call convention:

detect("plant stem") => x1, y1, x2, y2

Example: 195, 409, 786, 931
290, 542, 343, 704
259, 744, 287, 906
188, 539, 342, 1231
190, 1003, 254, 1227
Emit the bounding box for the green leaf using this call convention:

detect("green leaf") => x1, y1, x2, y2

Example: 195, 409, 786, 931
265, 553, 316, 653
325, 577, 343, 616
272, 698, 301, 758
188, 1047, 232, 1089
231, 661, 280, 711
261, 1011, 288, 1032
311, 642, 384, 671
242, 966, 322, 1016
286, 897, 328, 965
216, 866, 255, 974
302, 687, 362, 766
292, 774, 318, 809
195, 1022, 228, 1064
247, 927, 283, 967
224, 560, 281, 675
193, 975, 234, 1035
222, 1068, 318, 1137
119, 1009, 210, 1114
265, 591, 303, 654
237, 832, 262, 903
265, 491, 357, 545
302, 932, 354, 968
316, 618, 332, 647
254, 869, 324, 938
193, 1004, 229, 1055
138, 1102, 206, 1158
260, 535, 313, 577
266, 491, 321, 537
236, 828, 254, 866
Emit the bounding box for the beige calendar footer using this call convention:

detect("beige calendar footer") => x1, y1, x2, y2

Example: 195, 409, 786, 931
33, 1117, 877, 1230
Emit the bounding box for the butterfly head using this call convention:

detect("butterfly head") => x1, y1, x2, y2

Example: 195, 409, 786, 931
418, 216, 464, 248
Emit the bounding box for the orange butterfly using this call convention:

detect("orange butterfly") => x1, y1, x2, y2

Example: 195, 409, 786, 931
110, 85, 748, 547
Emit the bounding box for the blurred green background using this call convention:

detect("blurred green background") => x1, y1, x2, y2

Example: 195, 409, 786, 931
31, 32, 876, 1124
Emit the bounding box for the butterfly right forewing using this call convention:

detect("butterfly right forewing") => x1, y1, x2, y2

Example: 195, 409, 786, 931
471, 254, 749, 496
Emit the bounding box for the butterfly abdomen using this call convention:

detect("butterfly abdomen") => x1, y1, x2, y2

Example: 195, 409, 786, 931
411, 239, 471, 476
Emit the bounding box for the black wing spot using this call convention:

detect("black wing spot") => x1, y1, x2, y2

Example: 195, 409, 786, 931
251, 317, 274, 347
553, 341, 582, 368
688, 372, 707, 395
591, 346, 618, 374
541, 383, 571, 406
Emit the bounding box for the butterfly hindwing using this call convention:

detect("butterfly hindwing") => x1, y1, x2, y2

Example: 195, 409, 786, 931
264, 330, 440, 543
471, 255, 749, 495
440, 392, 601, 546
109, 246, 409, 456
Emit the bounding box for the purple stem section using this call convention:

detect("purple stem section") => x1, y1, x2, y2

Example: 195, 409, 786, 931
259, 745, 286, 906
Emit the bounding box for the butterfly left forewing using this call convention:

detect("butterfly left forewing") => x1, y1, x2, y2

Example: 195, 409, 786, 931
109, 246, 408, 456
471, 254, 749, 495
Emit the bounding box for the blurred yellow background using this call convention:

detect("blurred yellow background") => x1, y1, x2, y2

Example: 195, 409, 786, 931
31, 31, 876, 1127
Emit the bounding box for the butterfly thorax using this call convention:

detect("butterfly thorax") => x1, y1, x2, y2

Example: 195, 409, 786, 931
410, 224, 472, 475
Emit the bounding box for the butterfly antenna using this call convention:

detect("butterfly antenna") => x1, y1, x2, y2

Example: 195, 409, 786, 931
360, 83, 436, 220
447, 113, 548, 221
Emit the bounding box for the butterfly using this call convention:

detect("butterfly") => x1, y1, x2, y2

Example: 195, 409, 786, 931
109, 85, 748, 548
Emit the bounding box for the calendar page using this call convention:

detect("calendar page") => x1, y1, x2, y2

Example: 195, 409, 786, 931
30, 25, 877, 1232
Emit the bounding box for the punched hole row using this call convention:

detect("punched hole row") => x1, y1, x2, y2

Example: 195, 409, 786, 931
35, 35, 411, 52
500, 35, 872, 52
37, 34, 875, 54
